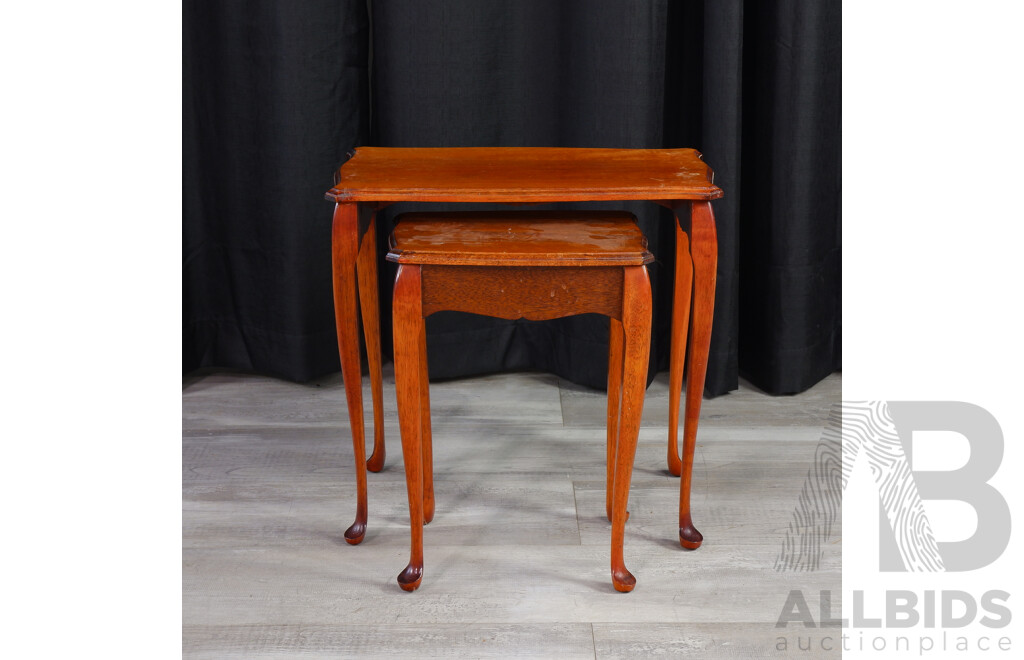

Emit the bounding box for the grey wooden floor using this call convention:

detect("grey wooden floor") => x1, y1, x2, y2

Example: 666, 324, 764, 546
183, 366, 841, 659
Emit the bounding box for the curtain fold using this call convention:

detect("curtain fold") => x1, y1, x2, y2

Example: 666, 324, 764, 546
183, 0, 369, 381
738, 0, 842, 393
183, 0, 841, 396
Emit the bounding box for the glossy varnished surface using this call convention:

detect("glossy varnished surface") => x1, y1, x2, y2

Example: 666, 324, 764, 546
326, 147, 722, 203
327, 148, 724, 554
388, 211, 654, 267
388, 213, 653, 592
421, 266, 624, 320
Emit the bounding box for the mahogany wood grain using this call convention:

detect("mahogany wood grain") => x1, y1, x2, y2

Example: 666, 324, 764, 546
332, 203, 369, 545
393, 264, 426, 591
676, 201, 717, 550
389, 211, 653, 266
327, 148, 721, 561
605, 318, 624, 522
388, 213, 652, 592
419, 313, 434, 526
666, 222, 693, 477
421, 266, 624, 321
327, 147, 723, 203
356, 212, 386, 473
610, 266, 652, 592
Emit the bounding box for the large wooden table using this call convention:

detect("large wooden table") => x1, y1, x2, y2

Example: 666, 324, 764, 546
325, 147, 722, 550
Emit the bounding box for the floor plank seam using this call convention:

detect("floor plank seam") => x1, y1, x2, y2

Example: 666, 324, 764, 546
183, 370, 841, 658
572, 479, 583, 545
557, 378, 568, 428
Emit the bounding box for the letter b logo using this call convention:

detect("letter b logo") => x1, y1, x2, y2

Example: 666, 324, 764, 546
882, 402, 1010, 571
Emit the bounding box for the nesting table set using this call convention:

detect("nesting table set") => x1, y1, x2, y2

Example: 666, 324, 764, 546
324, 147, 722, 592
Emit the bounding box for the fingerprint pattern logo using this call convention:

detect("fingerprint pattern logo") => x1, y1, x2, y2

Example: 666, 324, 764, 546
775, 401, 945, 572
774, 405, 842, 571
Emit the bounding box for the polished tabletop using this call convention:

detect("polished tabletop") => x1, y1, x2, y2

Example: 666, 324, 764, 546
387, 211, 654, 267
326, 147, 722, 203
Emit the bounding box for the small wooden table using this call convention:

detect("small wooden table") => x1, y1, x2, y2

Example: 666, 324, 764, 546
325, 147, 722, 550
387, 211, 654, 592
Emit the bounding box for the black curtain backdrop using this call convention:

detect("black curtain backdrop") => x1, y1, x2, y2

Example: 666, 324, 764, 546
183, 0, 841, 396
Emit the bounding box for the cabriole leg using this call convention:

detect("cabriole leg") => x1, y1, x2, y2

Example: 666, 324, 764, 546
393, 265, 426, 591
357, 212, 387, 473
679, 201, 717, 550
610, 266, 652, 592
333, 203, 369, 545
